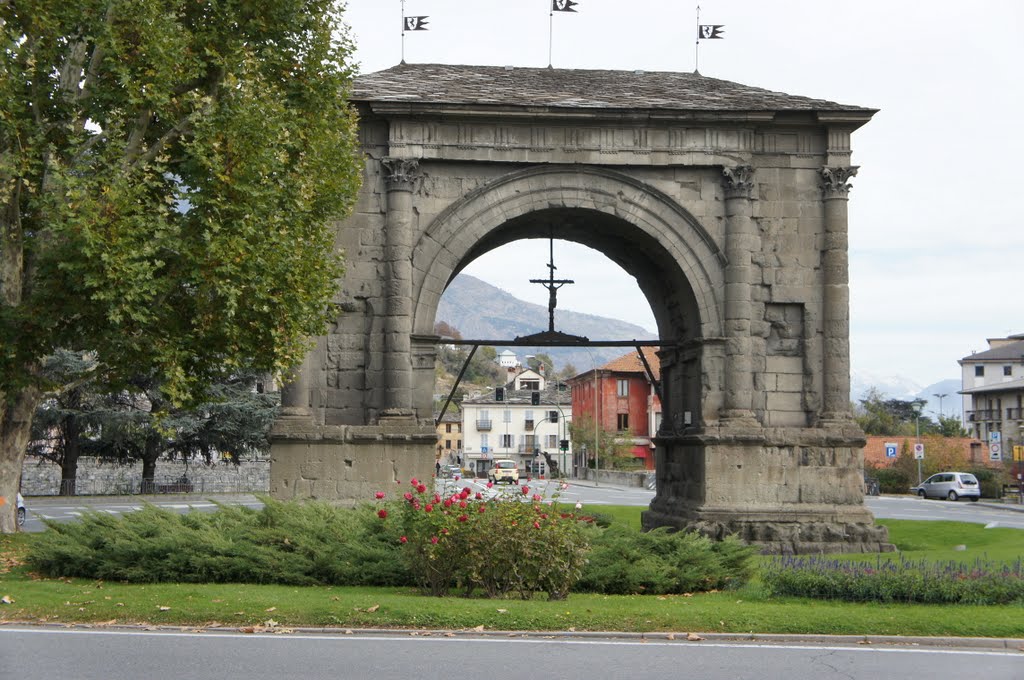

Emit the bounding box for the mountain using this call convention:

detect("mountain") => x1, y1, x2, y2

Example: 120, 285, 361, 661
439, 275, 963, 409
436, 274, 656, 375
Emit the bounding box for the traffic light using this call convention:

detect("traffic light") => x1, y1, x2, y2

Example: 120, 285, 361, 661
560, 439, 569, 452
531, 391, 540, 405
495, 387, 504, 401
549, 411, 558, 423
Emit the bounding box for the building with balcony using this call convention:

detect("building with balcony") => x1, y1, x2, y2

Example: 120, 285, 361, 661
566, 347, 662, 470
460, 365, 572, 478
959, 333, 1024, 455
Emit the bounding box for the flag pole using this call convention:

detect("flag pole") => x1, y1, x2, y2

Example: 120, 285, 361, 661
694, 4, 700, 74
548, 3, 554, 68
401, 0, 406, 64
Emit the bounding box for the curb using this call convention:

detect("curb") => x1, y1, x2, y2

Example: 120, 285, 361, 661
3, 622, 1022, 651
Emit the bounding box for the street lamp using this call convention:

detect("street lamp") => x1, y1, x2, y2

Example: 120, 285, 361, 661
912, 399, 925, 485
933, 393, 948, 419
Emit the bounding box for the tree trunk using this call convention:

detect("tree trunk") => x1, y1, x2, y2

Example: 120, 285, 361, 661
140, 435, 160, 494
0, 386, 42, 533
59, 416, 82, 496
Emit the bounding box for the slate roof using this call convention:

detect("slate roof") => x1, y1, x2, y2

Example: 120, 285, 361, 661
959, 338, 1024, 363
352, 63, 874, 114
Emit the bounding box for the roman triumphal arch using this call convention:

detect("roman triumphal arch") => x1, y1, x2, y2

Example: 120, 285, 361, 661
269, 64, 893, 554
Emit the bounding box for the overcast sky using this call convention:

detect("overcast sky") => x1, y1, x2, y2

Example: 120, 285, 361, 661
342, 0, 1023, 389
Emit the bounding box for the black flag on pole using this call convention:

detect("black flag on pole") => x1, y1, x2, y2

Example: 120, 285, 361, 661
698, 24, 724, 39
403, 16, 429, 31
552, 0, 578, 12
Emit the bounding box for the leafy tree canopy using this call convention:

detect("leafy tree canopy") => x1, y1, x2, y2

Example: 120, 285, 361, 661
0, 0, 362, 530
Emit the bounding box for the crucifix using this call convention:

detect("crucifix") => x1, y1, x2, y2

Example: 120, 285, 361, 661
529, 235, 574, 333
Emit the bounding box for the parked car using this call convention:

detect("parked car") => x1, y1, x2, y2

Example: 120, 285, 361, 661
911, 472, 981, 501
488, 459, 519, 484
16, 493, 26, 526
442, 465, 462, 478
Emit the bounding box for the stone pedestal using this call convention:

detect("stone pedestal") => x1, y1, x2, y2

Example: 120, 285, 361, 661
269, 418, 435, 504
643, 425, 894, 554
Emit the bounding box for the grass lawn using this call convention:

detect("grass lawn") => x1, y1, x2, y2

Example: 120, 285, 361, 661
1, 507, 1022, 638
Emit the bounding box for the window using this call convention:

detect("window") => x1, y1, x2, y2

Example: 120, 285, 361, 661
1004, 365, 1013, 376
975, 365, 984, 377
525, 410, 534, 422
617, 413, 629, 431
503, 409, 512, 423
500, 434, 514, 448
524, 434, 536, 451
546, 434, 558, 449
480, 434, 489, 450
617, 379, 629, 397
444, 440, 451, 449
457, 439, 462, 449
445, 423, 452, 433
521, 379, 540, 390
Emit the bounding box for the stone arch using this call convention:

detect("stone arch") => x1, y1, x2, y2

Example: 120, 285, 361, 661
410, 164, 725, 343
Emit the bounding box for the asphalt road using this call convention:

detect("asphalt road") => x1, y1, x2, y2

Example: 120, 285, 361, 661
2, 627, 1021, 680
18, 481, 1024, 531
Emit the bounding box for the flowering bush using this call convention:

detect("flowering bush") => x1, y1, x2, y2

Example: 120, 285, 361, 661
376, 478, 589, 599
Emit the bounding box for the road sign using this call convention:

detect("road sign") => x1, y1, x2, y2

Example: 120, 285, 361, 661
990, 442, 1002, 461
913, 442, 925, 460
884, 442, 898, 458
990, 431, 1001, 442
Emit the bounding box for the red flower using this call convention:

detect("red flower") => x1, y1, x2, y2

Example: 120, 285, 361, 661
532, 494, 542, 502
411, 478, 419, 486
486, 481, 494, 489
443, 498, 454, 508
441, 528, 449, 535
433, 493, 441, 504
533, 521, 541, 529
478, 505, 486, 513
399, 536, 408, 544
374, 491, 385, 499
417, 484, 427, 494
412, 500, 421, 510
377, 509, 388, 519
475, 492, 483, 500
462, 487, 471, 496
459, 500, 468, 509
454, 475, 461, 481
458, 514, 469, 522
425, 504, 434, 512
526, 477, 532, 483
521, 486, 530, 495
404, 492, 414, 502
431, 536, 439, 544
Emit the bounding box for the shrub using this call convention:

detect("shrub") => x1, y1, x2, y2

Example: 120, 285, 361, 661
379, 478, 589, 600
762, 554, 1024, 605
575, 524, 756, 595
26, 498, 410, 586
873, 467, 909, 494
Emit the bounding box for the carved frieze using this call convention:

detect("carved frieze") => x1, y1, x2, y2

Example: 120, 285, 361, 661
820, 166, 858, 198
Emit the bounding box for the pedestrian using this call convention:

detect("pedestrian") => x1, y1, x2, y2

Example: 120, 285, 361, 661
435, 460, 441, 476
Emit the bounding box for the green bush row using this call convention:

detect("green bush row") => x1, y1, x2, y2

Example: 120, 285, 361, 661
26, 495, 756, 599
762, 555, 1024, 605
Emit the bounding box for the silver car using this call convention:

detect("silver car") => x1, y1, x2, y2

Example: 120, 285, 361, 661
912, 472, 981, 501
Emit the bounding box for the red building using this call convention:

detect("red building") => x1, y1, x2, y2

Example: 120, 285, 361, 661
567, 348, 661, 470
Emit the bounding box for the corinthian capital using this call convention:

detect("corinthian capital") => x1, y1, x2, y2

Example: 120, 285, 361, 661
820, 166, 859, 198
722, 165, 755, 199
381, 157, 422, 191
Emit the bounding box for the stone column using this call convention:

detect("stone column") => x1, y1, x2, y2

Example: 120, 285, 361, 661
819, 166, 858, 420
278, 357, 311, 419
721, 165, 757, 423
380, 157, 421, 418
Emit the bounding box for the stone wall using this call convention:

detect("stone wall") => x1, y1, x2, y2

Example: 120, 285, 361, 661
19, 456, 270, 496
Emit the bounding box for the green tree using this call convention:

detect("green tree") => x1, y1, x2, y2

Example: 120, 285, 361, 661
568, 413, 635, 470
0, 1, 362, 531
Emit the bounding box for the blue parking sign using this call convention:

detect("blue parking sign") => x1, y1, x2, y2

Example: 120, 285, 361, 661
884, 442, 898, 458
